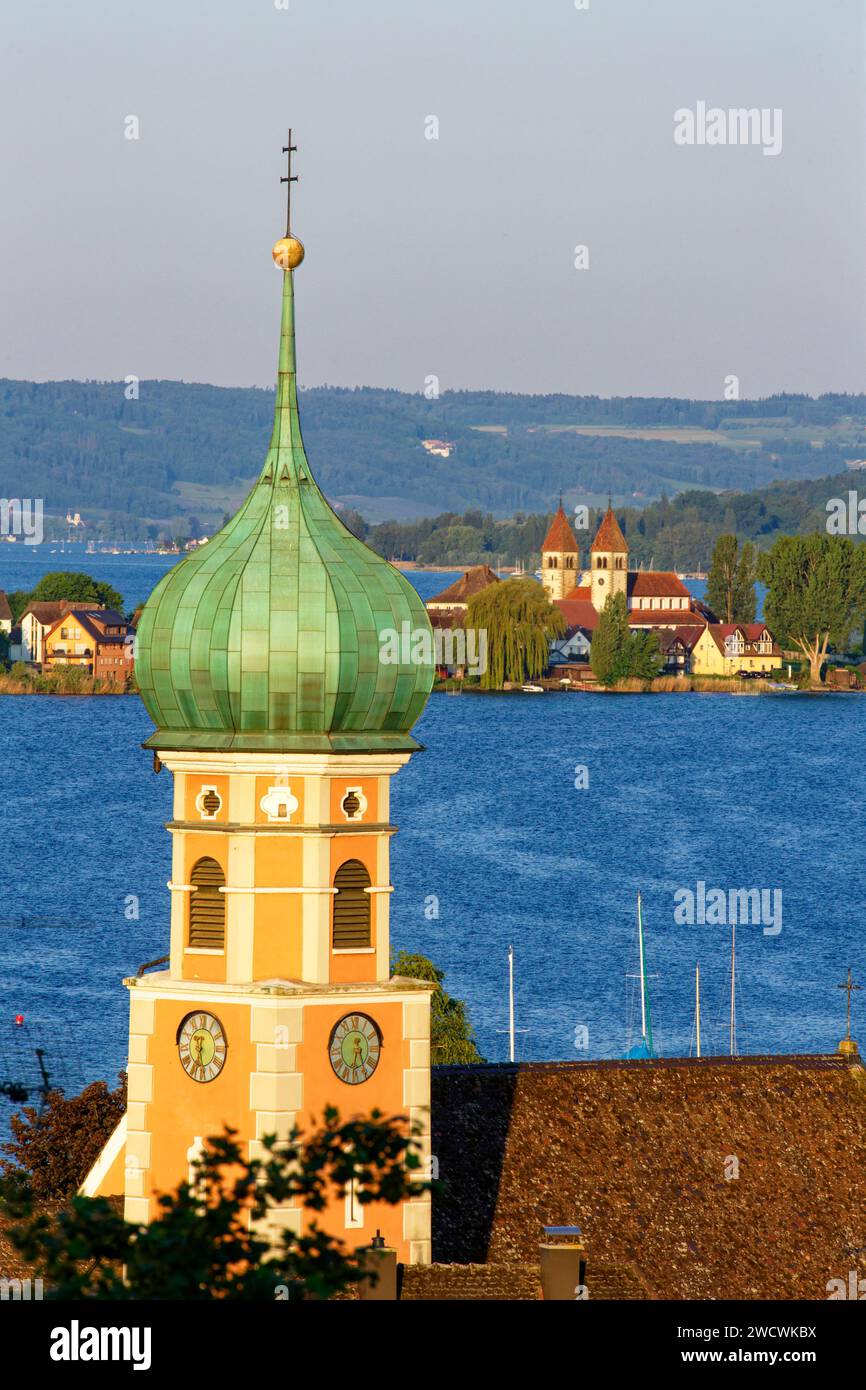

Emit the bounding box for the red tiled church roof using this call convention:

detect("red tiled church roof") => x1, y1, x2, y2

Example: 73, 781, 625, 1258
562, 583, 592, 602
541, 506, 580, 555
627, 608, 708, 627
590, 505, 628, 554
21, 600, 96, 625
556, 599, 599, 632
628, 571, 691, 599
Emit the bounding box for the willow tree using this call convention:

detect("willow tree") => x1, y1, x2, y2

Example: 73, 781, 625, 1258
466, 577, 565, 689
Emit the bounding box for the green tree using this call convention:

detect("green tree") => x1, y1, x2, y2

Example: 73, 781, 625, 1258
590, 592, 631, 683
707, 535, 756, 622
591, 593, 663, 685
392, 952, 485, 1063
758, 534, 866, 686
466, 577, 565, 689
734, 541, 758, 623
1, 1075, 126, 1201
339, 507, 369, 541
2, 1110, 426, 1301
29, 571, 124, 613
6, 589, 31, 623
628, 627, 664, 681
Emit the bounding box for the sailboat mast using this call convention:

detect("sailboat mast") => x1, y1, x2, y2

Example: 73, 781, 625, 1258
637, 892, 653, 1054
638, 893, 647, 1041
695, 963, 701, 1058
508, 944, 515, 1063
729, 924, 736, 1057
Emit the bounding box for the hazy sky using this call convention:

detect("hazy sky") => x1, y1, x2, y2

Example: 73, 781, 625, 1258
1, 0, 864, 398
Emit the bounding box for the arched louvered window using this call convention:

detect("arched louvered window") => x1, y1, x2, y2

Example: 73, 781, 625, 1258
332, 859, 371, 950
189, 857, 226, 950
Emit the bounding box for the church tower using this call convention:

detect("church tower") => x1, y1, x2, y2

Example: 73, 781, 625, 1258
590, 503, 629, 612
87, 144, 437, 1265
540, 502, 580, 601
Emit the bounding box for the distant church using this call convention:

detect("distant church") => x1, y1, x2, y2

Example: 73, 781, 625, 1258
541, 502, 702, 619
541, 503, 781, 677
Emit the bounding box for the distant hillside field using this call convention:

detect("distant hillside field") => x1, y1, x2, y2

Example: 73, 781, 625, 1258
2, 379, 866, 539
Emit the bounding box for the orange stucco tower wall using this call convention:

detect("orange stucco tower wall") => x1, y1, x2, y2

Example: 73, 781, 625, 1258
118, 752, 433, 1263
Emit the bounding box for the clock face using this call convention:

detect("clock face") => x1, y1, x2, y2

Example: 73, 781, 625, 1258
328, 1013, 381, 1085
178, 1012, 227, 1083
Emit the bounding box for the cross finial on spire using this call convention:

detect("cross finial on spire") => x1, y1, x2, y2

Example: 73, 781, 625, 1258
838, 967, 862, 1041
281, 129, 299, 237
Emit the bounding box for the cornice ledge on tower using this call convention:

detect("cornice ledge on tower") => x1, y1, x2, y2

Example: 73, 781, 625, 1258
165, 819, 398, 837
123, 973, 435, 998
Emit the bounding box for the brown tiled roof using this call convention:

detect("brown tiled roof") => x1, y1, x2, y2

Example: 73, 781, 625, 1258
627, 571, 691, 599
712, 622, 772, 640
541, 506, 579, 555
21, 600, 97, 626
0, 591, 11, 623
657, 625, 705, 652
427, 606, 465, 629
590, 505, 628, 554
705, 622, 778, 655
427, 565, 500, 606
562, 583, 592, 602
431, 1057, 866, 1299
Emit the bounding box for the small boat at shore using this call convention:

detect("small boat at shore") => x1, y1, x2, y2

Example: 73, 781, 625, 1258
521, 683, 544, 693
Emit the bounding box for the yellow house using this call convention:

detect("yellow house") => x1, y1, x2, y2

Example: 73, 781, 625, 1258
43, 610, 97, 667
691, 623, 782, 678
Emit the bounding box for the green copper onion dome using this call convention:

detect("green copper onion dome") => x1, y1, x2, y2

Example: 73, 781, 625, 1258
135, 233, 434, 754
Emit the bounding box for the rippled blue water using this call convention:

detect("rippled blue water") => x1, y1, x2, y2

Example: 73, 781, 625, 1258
0, 557, 861, 1116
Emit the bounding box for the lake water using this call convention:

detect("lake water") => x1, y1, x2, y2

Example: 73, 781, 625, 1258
0, 556, 860, 1113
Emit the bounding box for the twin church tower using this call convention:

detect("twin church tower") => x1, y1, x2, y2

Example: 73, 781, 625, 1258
84, 153, 436, 1264
541, 500, 630, 609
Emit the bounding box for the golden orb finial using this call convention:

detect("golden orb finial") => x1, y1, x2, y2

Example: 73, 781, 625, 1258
272, 236, 305, 270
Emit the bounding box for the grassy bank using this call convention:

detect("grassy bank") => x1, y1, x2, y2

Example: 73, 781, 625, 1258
433, 674, 811, 695
0, 668, 134, 696
615, 675, 777, 693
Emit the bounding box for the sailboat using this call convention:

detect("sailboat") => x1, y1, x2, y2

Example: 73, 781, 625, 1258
625, 891, 656, 1059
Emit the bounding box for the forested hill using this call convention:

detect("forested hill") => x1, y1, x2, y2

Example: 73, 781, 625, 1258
363, 470, 865, 573
2, 378, 866, 539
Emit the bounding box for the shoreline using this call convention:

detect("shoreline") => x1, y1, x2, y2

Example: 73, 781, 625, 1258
434, 678, 851, 696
